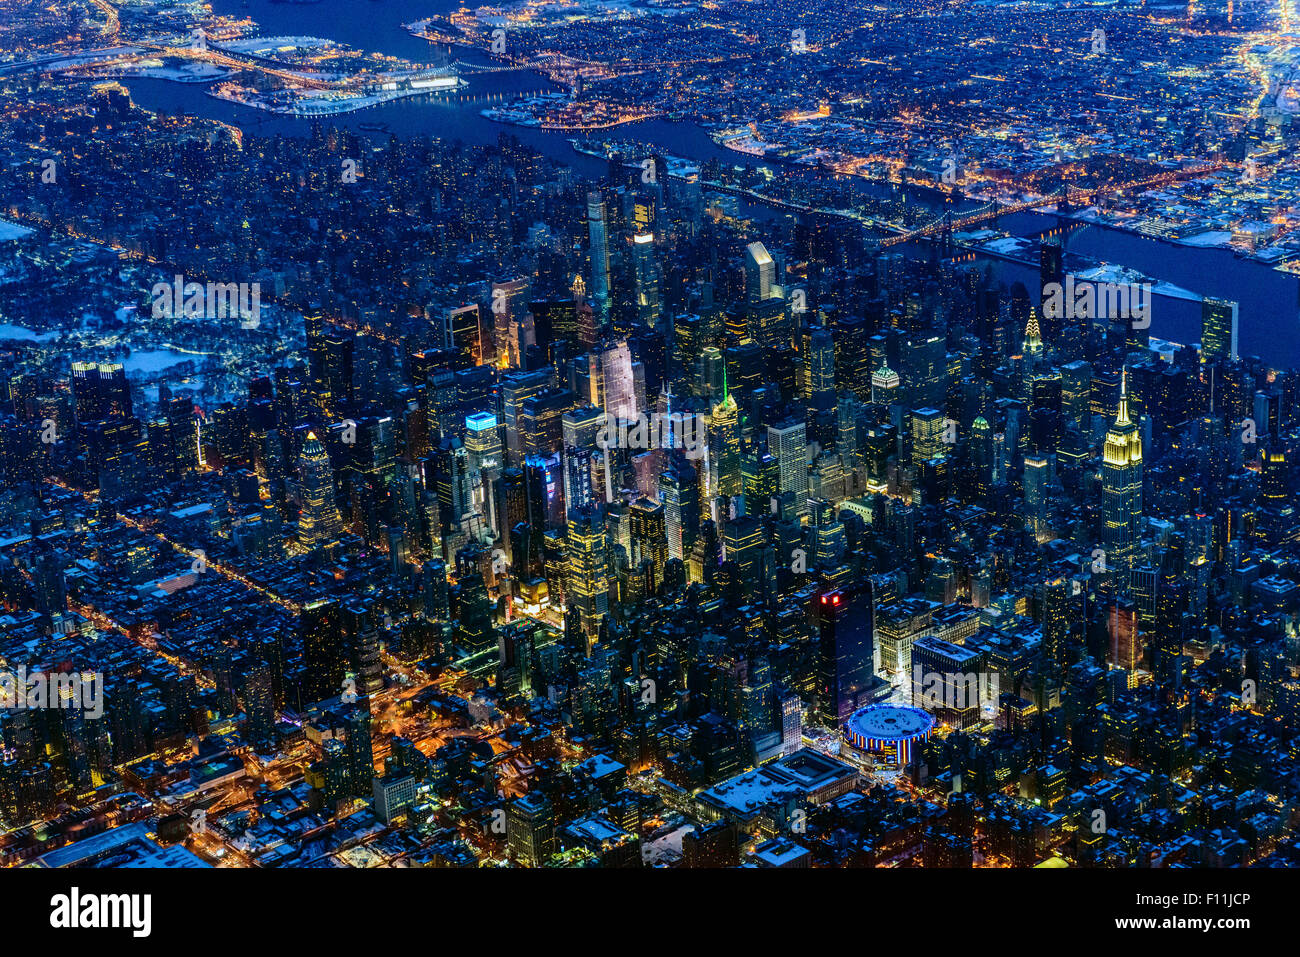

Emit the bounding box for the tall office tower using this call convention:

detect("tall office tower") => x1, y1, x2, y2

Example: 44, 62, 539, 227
710, 378, 742, 500
522, 454, 559, 532
837, 391, 860, 455
969, 415, 993, 499
1200, 297, 1238, 362
1101, 371, 1144, 584
744, 241, 777, 302
781, 690, 803, 756
507, 793, 556, 866
722, 514, 763, 590
297, 431, 343, 546
464, 412, 502, 477
899, 334, 948, 411
574, 283, 600, 349
566, 506, 610, 644
802, 325, 836, 401
631, 186, 658, 234
1039, 238, 1065, 341
767, 420, 808, 503
498, 367, 549, 465
631, 233, 661, 327
812, 584, 876, 727
94, 362, 131, 419
343, 703, 375, 798
164, 395, 199, 479
304, 307, 328, 396
89, 417, 146, 498
1042, 576, 1072, 664
1261, 446, 1288, 509
490, 279, 529, 367
72, 362, 130, 422
519, 390, 573, 460
242, 659, 277, 750
871, 362, 900, 406
629, 497, 667, 589
593, 341, 638, 421
660, 458, 700, 561
1107, 599, 1142, 671
911, 634, 989, 729
562, 405, 603, 511
587, 193, 612, 321
1029, 373, 1064, 454
322, 331, 356, 413
453, 551, 496, 652
70, 361, 101, 422
627, 328, 666, 401
699, 346, 725, 400
562, 403, 605, 452
341, 600, 384, 696
434, 436, 473, 535
1060, 360, 1092, 433
834, 314, 872, 401
1023, 454, 1050, 540
496, 467, 528, 561
529, 297, 575, 360
301, 598, 343, 702
448, 304, 484, 364
1091, 362, 1121, 422
672, 314, 704, 385
909, 407, 947, 464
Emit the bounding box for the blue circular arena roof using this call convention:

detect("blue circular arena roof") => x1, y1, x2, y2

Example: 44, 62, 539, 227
844, 704, 935, 742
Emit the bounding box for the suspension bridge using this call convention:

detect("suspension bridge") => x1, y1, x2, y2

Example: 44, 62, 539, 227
878, 163, 1226, 249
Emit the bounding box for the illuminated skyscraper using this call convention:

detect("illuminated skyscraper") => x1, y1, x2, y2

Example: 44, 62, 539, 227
1024, 454, 1050, 540
301, 598, 343, 702
1022, 310, 1044, 367
629, 497, 667, 589
566, 507, 610, 644
1039, 238, 1065, 341
465, 412, 503, 474
507, 793, 556, 866
297, 431, 343, 546
744, 241, 776, 302
586, 191, 612, 318
910, 407, 947, 464
871, 362, 900, 406
1060, 360, 1092, 434
710, 374, 742, 500
593, 341, 638, 421
631, 232, 661, 327
1041, 576, 1071, 665
767, 420, 808, 503
813, 585, 877, 727
491, 278, 528, 368
660, 458, 700, 561
1101, 371, 1143, 583
448, 304, 484, 364
802, 325, 836, 400
1200, 297, 1238, 363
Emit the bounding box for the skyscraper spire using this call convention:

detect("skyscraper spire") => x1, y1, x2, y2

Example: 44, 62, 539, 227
718, 358, 736, 411
1024, 311, 1043, 354
297, 431, 343, 547
1102, 365, 1143, 586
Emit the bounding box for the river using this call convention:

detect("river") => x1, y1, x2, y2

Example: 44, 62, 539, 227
111, 0, 1300, 366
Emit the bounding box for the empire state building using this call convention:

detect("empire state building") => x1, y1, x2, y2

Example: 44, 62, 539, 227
1101, 370, 1143, 583
297, 431, 343, 547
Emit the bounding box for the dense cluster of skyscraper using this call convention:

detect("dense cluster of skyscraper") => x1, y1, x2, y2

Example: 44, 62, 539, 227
0, 49, 1298, 872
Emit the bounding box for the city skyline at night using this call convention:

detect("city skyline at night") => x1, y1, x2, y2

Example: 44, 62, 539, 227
0, 1, 1294, 919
